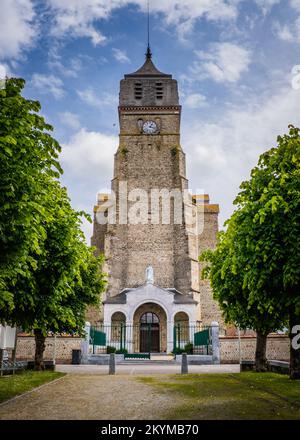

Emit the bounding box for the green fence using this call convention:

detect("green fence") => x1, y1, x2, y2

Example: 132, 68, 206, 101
90, 323, 221, 355
173, 324, 213, 355
89, 324, 154, 355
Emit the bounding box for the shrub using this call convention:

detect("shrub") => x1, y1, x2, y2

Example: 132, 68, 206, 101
184, 343, 194, 354
116, 348, 128, 354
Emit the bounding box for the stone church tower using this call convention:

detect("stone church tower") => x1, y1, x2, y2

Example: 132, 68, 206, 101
91, 49, 222, 353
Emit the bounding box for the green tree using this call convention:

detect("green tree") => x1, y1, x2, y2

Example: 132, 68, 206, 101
0, 78, 62, 314
201, 224, 285, 372
0, 79, 106, 368
201, 125, 300, 377
14, 181, 106, 370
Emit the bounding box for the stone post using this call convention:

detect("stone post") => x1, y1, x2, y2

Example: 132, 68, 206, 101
211, 321, 220, 364
127, 321, 134, 354
109, 353, 116, 375
167, 320, 173, 354
181, 353, 188, 374
81, 321, 91, 364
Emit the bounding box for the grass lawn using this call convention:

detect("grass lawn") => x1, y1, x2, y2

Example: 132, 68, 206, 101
0, 370, 65, 404
138, 372, 300, 420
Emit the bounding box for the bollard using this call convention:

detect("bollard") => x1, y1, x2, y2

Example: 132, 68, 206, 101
181, 353, 188, 374
109, 353, 116, 375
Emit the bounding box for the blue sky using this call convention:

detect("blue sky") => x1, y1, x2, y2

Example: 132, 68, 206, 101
1, 0, 300, 240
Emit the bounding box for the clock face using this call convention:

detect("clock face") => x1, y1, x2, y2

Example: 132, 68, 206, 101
143, 120, 157, 134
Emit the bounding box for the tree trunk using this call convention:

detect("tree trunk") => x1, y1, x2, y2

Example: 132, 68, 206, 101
289, 310, 300, 380
34, 329, 46, 371
255, 331, 268, 372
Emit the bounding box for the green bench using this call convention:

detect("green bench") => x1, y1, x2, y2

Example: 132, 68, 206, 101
124, 353, 151, 360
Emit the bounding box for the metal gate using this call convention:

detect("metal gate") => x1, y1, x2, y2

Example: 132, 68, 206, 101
173, 324, 212, 354
140, 323, 159, 353
89, 324, 155, 355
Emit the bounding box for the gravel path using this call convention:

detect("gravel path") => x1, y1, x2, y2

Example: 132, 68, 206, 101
0, 374, 184, 420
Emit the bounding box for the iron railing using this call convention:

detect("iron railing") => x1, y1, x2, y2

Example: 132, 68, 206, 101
89, 323, 224, 355
90, 324, 155, 354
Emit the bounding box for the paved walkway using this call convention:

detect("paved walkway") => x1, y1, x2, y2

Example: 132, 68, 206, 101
0, 374, 182, 420
56, 363, 240, 375
0, 365, 239, 420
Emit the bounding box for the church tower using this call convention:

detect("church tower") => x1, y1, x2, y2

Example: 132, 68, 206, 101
91, 49, 222, 351
95, 49, 200, 295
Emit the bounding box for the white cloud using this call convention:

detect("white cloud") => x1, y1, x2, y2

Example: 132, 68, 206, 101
185, 85, 300, 227
77, 88, 117, 108
31, 74, 65, 99
0, 0, 37, 59
184, 93, 207, 108
290, 0, 300, 11
60, 128, 117, 242
274, 1, 300, 43
59, 112, 81, 130
274, 23, 294, 41
255, 0, 280, 14
191, 43, 251, 84
146, 0, 238, 25
47, 0, 108, 44
47, 0, 239, 43
48, 46, 82, 77
61, 128, 116, 178
112, 48, 130, 64
275, 17, 300, 42
0, 63, 10, 78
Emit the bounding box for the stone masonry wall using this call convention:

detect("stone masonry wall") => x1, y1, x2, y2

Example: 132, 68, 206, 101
220, 335, 290, 363
15, 335, 290, 364
197, 204, 224, 327
103, 109, 199, 301
16, 336, 82, 364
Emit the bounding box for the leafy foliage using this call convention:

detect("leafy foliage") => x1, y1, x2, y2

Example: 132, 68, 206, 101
201, 125, 300, 334
0, 78, 62, 314
0, 78, 106, 338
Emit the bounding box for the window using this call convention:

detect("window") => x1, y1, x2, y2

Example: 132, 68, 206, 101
156, 82, 163, 100
140, 312, 159, 324
111, 312, 126, 342
134, 82, 143, 100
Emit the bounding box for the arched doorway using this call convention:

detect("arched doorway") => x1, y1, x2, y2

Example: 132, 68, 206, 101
133, 303, 167, 353
140, 312, 160, 352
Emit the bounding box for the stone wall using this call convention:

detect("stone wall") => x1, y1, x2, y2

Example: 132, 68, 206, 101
197, 204, 224, 327
91, 63, 226, 329
219, 335, 290, 363
101, 107, 200, 300
16, 334, 290, 364
16, 336, 82, 364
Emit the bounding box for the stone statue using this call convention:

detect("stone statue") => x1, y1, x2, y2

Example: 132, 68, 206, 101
146, 265, 154, 284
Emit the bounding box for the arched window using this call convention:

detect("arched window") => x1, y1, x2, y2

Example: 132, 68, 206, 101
111, 312, 126, 342
174, 312, 189, 341
140, 312, 159, 324
174, 311, 189, 326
